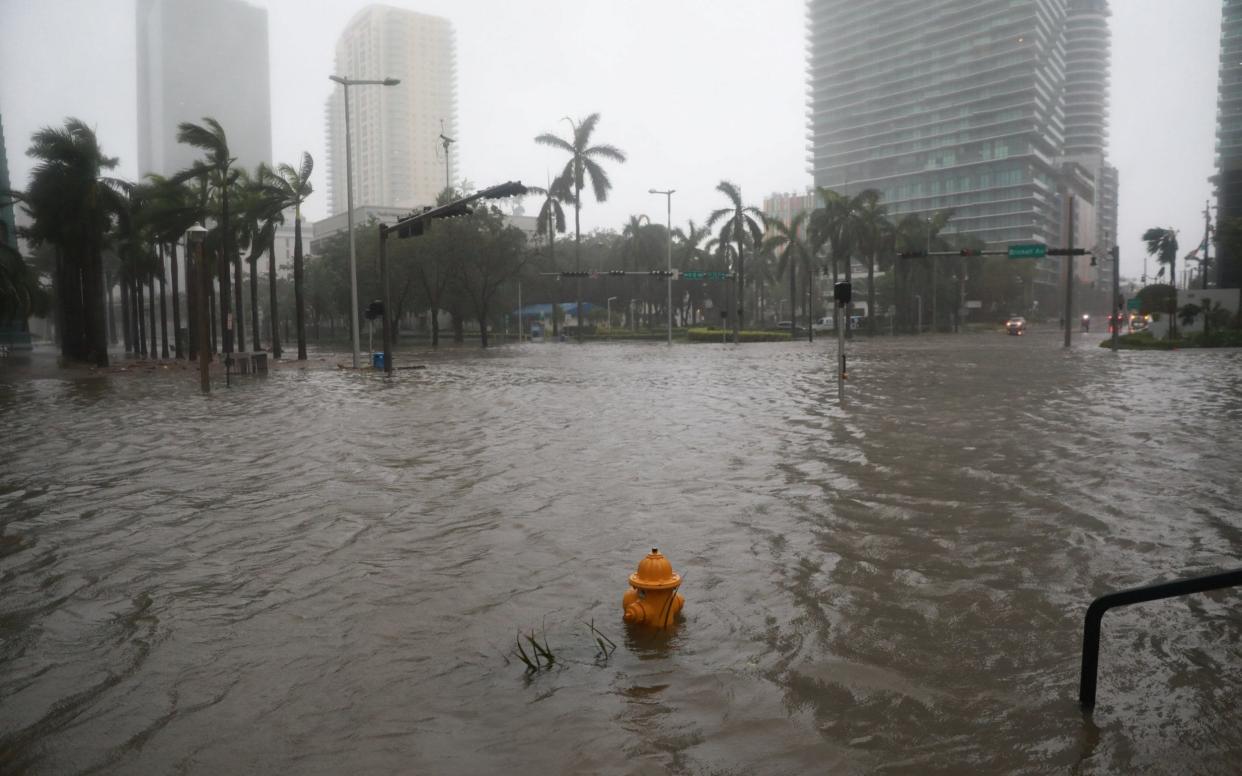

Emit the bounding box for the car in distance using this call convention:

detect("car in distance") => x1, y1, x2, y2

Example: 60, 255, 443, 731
1005, 316, 1026, 335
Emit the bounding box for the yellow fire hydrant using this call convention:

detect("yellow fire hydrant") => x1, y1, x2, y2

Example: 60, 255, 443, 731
622, 548, 684, 628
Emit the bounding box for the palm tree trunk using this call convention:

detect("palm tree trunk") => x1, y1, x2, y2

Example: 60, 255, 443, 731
185, 248, 196, 361
209, 279, 218, 353
431, 307, 440, 346
574, 184, 582, 343
733, 230, 743, 343
106, 271, 117, 345
135, 275, 147, 356
148, 274, 157, 359
268, 231, 281, 359
249, 256, 260, 352
120, 270, 131, 354
159, 253, 170, 359
233, 248, 245, 353
806, 258, 814, 343
170, 242, 183, 359
868, 252, 876, 336
84, 240, 109, 366
294, 211, 307, 360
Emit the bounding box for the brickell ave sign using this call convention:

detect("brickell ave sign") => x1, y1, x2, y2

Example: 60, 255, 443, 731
1008, 243, 1047, 259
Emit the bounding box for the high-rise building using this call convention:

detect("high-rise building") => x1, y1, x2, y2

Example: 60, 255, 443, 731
807, 0, 1116, 294
0, 112, 16, 250
1215, 0, 1242, 288
135, 0, 273, 179
325, 6, 458, 215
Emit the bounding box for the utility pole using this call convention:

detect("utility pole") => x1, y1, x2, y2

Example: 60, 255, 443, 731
440, 120, 455, 195
1063, 195, 1075, 349
1110, 244, 1121, 351
1203, 200, 1212, 290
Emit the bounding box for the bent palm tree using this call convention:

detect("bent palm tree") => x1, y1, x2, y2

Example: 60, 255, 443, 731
23, 118, 126, 365
263, 152, 313, 359
528, 176, 570, 336
707, 181, 765, 341
535, 114, 626, 341
763, 210, 812, 338
1143, 227, 1179, 339
177, 117, 238, 353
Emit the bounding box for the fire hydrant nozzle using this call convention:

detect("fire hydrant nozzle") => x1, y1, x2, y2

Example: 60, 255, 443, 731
622, 548, 685, 628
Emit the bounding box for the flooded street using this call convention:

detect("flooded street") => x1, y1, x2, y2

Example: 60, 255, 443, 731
2, 332, 1241, 774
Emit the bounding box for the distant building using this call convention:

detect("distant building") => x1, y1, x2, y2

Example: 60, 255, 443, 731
761, 190, 818, 235
1216, 0, 1242, 288
325, 6, 458, 215
310, 205, 410, 255
310, 206, 534, 255
807, 0, 1117, 297
135, 0, 273, 179
0, 111, 16, 250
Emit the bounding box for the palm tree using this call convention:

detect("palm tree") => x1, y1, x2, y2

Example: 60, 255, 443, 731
620, 214, 651, 328
142, 175, 200, 359
674, 220, 710, 326
535, 113, 626, 341
177, 117, 240, 353
22, 118, 126, 365
263, 153, 314, 359
850, 190, 889, 335
763, 210, 812, 338
1143, 227, 1179, 339
707, 181, 765, 341
237, 167, 285, 353
528, 176, 570, 336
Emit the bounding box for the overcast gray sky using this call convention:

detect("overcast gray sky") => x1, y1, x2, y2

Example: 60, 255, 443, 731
0, 0, 1223, 281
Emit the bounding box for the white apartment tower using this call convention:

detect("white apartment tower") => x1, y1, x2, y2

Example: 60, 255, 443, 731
326, 5, 458, 215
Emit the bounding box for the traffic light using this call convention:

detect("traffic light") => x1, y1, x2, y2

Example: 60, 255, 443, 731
834, 281, 852, 306
649, 269, 673, 277
608, 270, 626, 276
899, 251, 927, 259
364, 300, 384, 320
560, 271, 590, 278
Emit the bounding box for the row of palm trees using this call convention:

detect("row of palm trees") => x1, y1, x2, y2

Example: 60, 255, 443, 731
10, 116, 314, 367
527, 112, 963, 339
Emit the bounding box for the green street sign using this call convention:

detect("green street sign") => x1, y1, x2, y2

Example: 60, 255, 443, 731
1127, 298, 1141, 311
679, 271, 731, 281
1008, 243, 1047, 259
681, 271, 705, 280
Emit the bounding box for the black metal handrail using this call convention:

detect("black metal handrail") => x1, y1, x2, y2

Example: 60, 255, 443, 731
1079, 567, 1242, 710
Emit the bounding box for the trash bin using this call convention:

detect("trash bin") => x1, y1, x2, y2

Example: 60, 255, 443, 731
371, 352, 384, 369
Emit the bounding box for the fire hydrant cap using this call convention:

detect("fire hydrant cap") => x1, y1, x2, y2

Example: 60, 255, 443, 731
629, 548, 682, 591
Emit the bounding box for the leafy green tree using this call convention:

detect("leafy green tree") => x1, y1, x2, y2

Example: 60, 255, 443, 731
707, 181, 765, 340
0, 245, 49, 323
535, 113, 626, 341
452, 208, 529, 347
1142, 227, 1180, 338
674, 220, 711, 326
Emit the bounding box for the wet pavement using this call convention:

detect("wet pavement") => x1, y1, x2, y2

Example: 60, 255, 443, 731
2, 331, 1240, 774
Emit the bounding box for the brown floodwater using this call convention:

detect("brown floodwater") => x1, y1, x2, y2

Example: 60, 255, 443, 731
1, 331, 1240, 774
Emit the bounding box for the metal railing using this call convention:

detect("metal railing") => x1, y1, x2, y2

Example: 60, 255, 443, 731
1079, 567, 1242, 710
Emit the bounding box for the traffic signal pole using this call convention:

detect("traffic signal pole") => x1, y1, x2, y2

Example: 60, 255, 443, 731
380, 223, 393, 375
1111, 244, 1120, 352
1063, 195, 1075, 350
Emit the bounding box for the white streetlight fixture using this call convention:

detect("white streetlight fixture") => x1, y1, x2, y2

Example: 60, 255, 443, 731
330, 74, 400, 369
649, 188, 674, 345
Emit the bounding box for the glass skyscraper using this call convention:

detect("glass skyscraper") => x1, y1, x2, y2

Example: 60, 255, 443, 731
807, 0, 1116, 287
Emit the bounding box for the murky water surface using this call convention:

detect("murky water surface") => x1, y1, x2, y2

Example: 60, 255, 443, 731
2, 332, 1241, 774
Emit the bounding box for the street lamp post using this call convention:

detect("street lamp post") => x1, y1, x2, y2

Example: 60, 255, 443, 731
649, 188, 674, 345
607, 296, 617, 332
187, 223, 210, 392
329, 74, 400, 369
